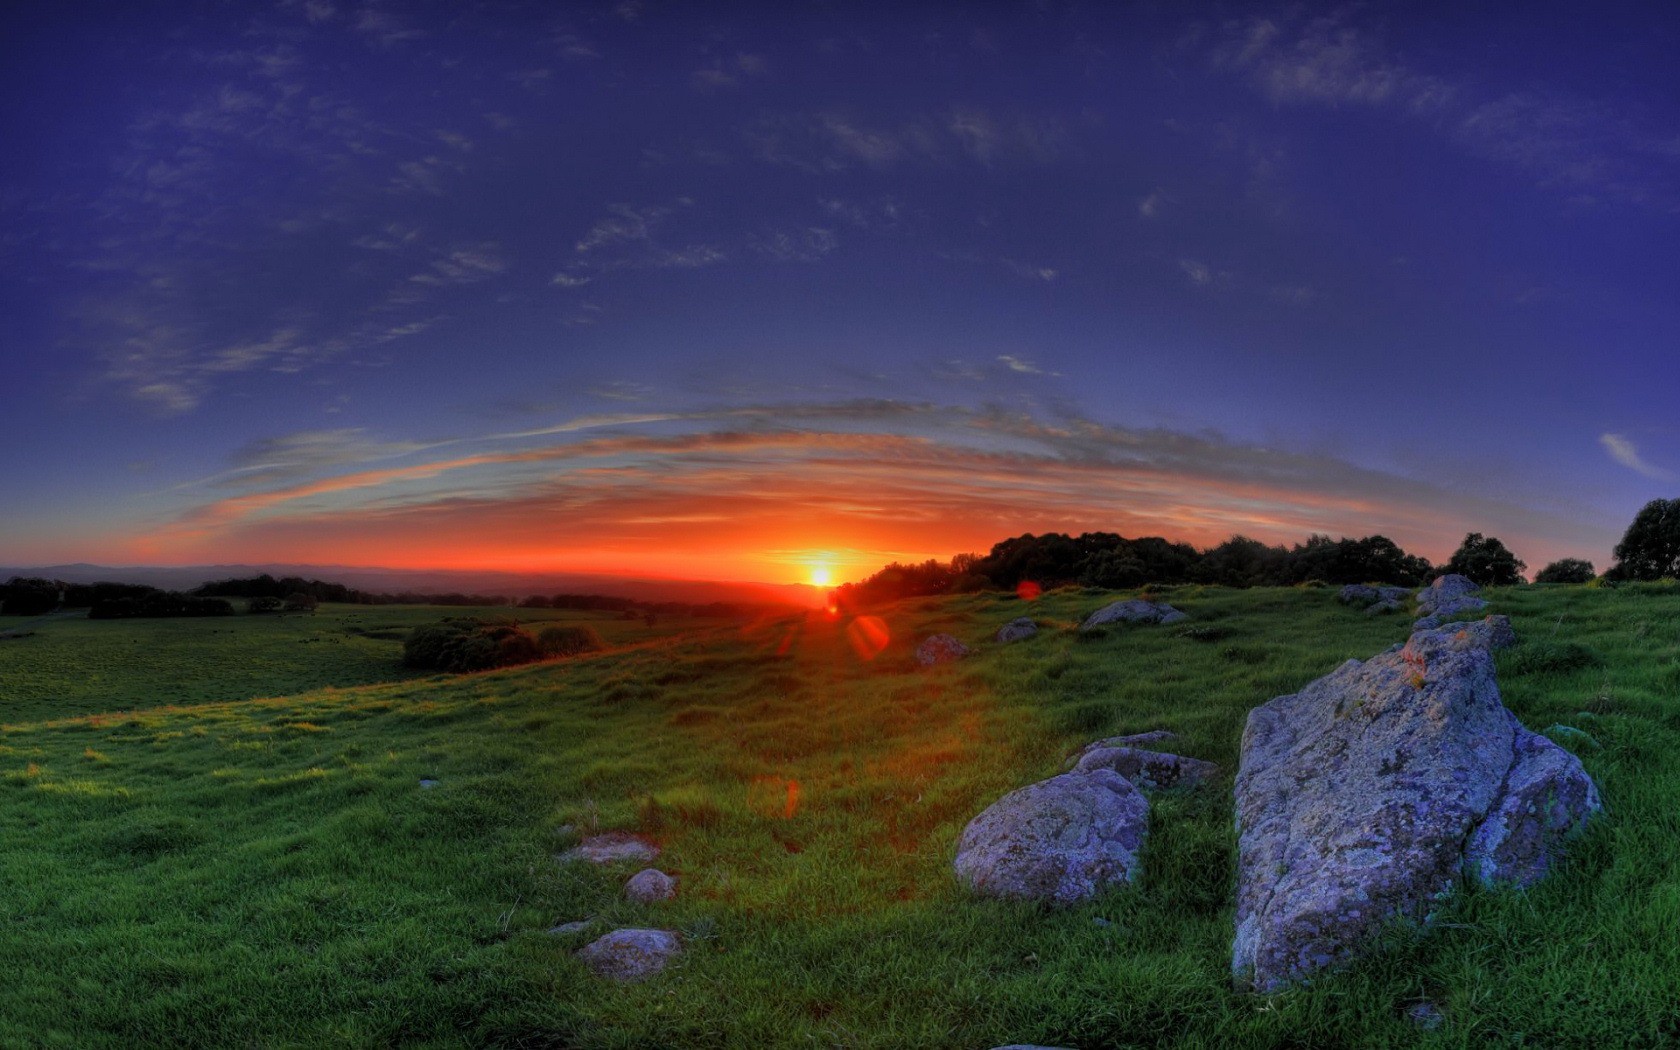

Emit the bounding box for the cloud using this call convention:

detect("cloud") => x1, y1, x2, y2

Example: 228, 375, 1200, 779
747, 108, 1066, 171
1600, 433, 1674, 480
1179, 258, 1213, 285
134, 399, 1615, 579
408, 246, 505, 286
1138, 191, 1164, 219
1211, 16, 1452, 111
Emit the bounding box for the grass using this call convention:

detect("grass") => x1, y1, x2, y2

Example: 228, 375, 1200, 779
0, 583, 1677, 1047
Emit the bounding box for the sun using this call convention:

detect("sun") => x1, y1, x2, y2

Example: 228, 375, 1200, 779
809, 565, 834, 587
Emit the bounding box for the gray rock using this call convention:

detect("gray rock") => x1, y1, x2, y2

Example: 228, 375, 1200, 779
418, 779, 439, 789
547, 920, 594, 937
996, 617, 1038, 643
1416, 574, 1482, 615
915, 633, 972, 666
1409, 614, 1515, 654
1071, 730, 1178, 766
1412, 594, 1489, 630
558, 832, 660, 865
1074, 746, 1219, 791
954, 769, 1148, 905
625, 868, 677, 902
1081, 600, 1187, 630
1376, 586, 1411, 603
1338, 584, 1381, 606
1233, 623, 1599, 992
576, 928, 681, 981
1365, 599, 1403, 616
1406, 1002, 1446, 1031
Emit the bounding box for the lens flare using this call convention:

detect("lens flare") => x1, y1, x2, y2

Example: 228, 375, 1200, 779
845, 614, 891, 661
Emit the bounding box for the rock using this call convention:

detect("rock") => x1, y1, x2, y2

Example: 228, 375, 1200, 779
915, 633, 972, 666
954, 769, 1148, 904
1338, 584, 1380, 606
547, 920, 594, 937
418, 779, 439, 789
1406, 1001, 1446, 1031
1081, 600, 1188, 630
1376, 586, 1411, 603
1074, 746, 1219, 791
558, 831, 660, 865
996, 617, 1038, 643
625, 868, 677, 902
1409, 614, 1515, 654
1233, 623, 1599, 992
1071, 730, 1178, 765
1412, 594, 1489, 630
1544, 724, 1600, 751
1365, 599, 1402, 616
575, 928, 681, 981
1416, 574, 1481, 615
1464, 725, 1602, 886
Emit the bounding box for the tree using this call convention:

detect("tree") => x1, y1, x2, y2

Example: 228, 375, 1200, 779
282, 593, 319, 613
1445, 533, 1527, 586
1, 577, 61, 616
1534, 558, 1595, 584
1607, 498, 1680, 581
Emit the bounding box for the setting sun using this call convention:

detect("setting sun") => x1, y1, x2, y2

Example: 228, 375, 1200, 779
809, 565, 834, 587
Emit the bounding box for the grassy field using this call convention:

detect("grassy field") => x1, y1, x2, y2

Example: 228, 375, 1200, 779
0, 584, 1677, 1047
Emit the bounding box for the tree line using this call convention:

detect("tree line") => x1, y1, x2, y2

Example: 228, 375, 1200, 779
833, 497, 1680, 609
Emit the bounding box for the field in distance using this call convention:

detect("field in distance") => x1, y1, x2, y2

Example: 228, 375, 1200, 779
0, 604, 720, 724
0, 583, 1677, 1047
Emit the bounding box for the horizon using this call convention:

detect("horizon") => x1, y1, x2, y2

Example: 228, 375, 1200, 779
4, 3, 1678, 585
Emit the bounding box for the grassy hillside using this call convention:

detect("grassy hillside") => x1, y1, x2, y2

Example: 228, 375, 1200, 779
0, 584, 1676, 1047
0, 604, 707, 723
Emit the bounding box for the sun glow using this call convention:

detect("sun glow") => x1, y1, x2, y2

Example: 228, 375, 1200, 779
809, 565, 834, 587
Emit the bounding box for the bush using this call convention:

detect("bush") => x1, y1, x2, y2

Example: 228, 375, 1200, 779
1608, 498, 1680, 581
1535, 558, 1596, 584
1445, 532, 1526, 586
282, 593, 319, 613
536, 625, 604, 658
402, 618, 548, 673
247, 596, 284, 614
1, 577, 60, 616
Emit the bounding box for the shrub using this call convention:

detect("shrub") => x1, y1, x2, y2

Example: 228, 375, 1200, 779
1, 577, 61, 616
1445, 533, 1526, 586
1535, 558, 1596, 584
247, 596, 284, 614
536, 624, 605, 658
282, 593, 319, 613
1608, 498, 1680, 581
401, 618, 547, 673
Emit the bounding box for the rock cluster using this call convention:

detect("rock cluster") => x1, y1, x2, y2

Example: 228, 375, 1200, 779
1413, 574, 1489, 629
955, 732, 1217, 904
557, 835, 681, 980
1080, 600, 1188, 630
1232, 612, 1599, 992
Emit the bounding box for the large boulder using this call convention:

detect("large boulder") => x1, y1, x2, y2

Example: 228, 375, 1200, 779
576, 928, 681, 981
1233, 620, 1599, 992
1074, 746, 1219, 791
915, 633, 972, 666
954, 769, 1148, 904
1416, 574, 1481, 615
1081, 600, 1187, 630
996, 617, 1038, 643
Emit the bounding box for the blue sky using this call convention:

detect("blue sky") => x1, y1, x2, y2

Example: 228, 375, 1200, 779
2, 1, 1676, 583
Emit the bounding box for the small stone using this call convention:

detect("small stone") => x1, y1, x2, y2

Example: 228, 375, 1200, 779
625, 868, 677, 902
915, 633, 972, 666
1406, 1001, 1445, 1031
576, 928, 681, 982
1074, 746, 1219, 791
559, 832, 660, 865
418, 779, 439, 789
996, 617, 1038, 643
1544, 725, 1600, 750
1080, 600, 1187, 630
547, 920, 594, 937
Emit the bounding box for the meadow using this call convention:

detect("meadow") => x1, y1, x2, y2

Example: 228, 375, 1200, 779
0, 584, 1677, 1048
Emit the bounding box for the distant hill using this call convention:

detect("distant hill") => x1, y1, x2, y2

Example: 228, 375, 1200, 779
0, 563, 823, 609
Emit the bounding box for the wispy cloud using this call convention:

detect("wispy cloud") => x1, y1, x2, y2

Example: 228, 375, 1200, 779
1600, 433, 1674, 480
746, 108, 1067, 171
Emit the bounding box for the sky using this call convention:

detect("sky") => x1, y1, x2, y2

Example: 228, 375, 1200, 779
2, 1, 1677, 587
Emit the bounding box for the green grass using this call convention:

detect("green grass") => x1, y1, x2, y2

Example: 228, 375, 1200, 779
0, 604, 705, 723
1, 584, 1677, 1047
